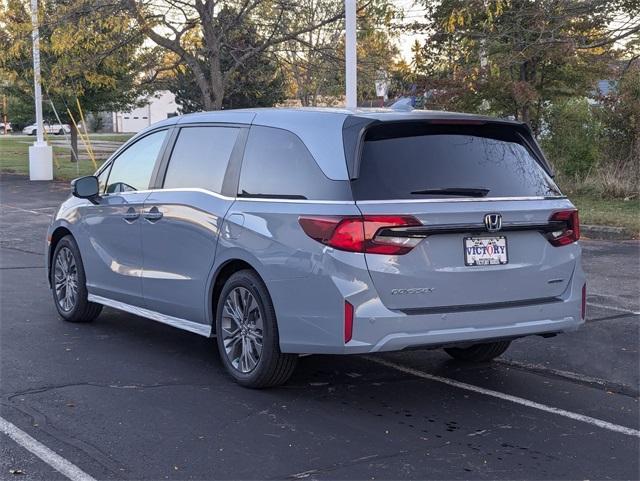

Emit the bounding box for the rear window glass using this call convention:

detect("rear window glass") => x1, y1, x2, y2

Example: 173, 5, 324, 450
351, 123, 561, 200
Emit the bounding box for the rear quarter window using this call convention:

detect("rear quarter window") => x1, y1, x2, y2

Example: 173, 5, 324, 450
351, 123, 562, 201
238, 126, 351, 200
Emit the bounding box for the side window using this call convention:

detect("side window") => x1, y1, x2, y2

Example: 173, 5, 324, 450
163, 126, 239, 192
106, 130, 167, 193
239, 126, 341, 200
96, 163, 111, 194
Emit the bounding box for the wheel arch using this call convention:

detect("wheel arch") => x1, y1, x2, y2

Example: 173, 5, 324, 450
47, 226, 73, 286
207, 257, 268, 336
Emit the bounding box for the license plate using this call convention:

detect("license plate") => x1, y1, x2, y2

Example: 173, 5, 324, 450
464, 236, 508, 266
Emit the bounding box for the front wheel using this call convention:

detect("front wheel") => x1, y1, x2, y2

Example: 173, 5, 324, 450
444, 340, 511, 362
215, 270, 297, 388
51, 235, 102, 323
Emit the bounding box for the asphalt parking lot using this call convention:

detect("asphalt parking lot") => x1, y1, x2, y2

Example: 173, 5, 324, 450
1, 173, 638, 480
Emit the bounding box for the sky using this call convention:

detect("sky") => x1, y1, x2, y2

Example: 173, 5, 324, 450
395, 0, 427, 61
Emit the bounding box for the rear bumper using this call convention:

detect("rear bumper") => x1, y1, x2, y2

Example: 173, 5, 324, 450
273, 254, 585, 355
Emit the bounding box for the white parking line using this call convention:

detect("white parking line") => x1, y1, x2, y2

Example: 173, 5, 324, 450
1, 204, 54, 217
0, 416, 97, 481
366, 357, 640, 438
587, 301, 640, 316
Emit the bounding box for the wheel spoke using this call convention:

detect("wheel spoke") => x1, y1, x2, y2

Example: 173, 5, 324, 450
221, 286, 265, 374
54, 247, 79, 312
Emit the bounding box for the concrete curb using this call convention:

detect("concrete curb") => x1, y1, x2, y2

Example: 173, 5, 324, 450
582, 224, 633, 240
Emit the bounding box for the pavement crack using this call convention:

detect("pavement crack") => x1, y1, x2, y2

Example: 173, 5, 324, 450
496, 359, 639, 398
0, 245, 44, 256
0, 400, 123, 476
280, 449, 411, 480
4, 381, 214, 401
0, 266, 45, 270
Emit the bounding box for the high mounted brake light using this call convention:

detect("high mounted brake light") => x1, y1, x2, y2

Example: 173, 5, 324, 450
298, 215, 422, 255
547, 209, 580, 246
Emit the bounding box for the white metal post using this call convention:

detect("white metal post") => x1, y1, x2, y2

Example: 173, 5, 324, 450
29, 0, 53, 180
345, 0, 357, 110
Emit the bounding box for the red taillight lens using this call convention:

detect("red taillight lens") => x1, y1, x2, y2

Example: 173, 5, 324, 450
344, 301, 354, 343
298, 215, 422, 255
547, 209, 580, 246
581, 283, 587, 320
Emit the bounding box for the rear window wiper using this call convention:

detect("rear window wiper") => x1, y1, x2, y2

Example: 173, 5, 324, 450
410, 187, 490, 197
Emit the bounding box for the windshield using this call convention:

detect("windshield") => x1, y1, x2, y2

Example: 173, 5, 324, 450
351, 123, 562, 201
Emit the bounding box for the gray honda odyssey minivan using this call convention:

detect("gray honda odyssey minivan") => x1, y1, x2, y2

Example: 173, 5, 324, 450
47, 108, 585, 387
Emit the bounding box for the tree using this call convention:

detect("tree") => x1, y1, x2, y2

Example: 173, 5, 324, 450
1, 0, 150, 160
411, 0, 639, 133
168, 7, 286, 112
279, 0, 400, 106
125, 0, 344, 110
279, 0, 344, 106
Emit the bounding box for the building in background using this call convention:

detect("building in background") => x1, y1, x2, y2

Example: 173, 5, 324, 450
113, 90, 179, 133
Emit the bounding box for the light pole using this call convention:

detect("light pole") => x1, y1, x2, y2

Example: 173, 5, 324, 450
345, 0, 357, 110
28, 0, 53, 181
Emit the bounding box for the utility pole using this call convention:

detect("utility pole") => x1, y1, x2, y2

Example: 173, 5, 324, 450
2, 94, 7, 135
345, 0, 357, 110
28, 0, 53, 181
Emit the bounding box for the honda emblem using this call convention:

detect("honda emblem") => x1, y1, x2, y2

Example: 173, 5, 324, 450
484, 213, 502, 232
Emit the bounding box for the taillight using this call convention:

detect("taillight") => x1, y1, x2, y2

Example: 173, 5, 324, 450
298, 215, 422, 255
344, 301, 354, 343
547, 209, 580, 246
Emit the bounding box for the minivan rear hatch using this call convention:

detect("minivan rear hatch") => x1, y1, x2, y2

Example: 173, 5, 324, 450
349, 118, 577, 311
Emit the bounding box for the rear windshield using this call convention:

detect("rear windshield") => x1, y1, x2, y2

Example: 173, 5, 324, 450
351, 123, 562, 201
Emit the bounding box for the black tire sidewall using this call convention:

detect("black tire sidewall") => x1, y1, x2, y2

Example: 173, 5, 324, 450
215, 270, 280, 386
51, 235, 90, 321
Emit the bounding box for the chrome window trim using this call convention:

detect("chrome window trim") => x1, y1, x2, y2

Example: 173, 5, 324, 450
141, 187, 235, 201
88, 294, 212, 337
356, 196, 567, 205
141, 187, 355, 204
236, 197, 355, 205
97, 188, 564, 206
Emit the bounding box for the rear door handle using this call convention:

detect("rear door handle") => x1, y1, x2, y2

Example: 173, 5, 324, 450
143, 206, 163, 222
123, 207, 139, 222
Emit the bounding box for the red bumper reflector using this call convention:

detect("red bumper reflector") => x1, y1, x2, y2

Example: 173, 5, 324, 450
581, 283, 587, 320
344, 301, 354, 343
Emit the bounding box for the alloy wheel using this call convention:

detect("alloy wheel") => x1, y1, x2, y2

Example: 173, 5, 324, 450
221, 287, 264, 373
54, 247, 78, 312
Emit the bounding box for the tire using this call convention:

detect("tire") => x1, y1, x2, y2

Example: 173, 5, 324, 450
30, 129, 36, 136
444, 340, 511, 362
57, 128, 65, 135
51, 235, 102, 323
215, 269, 297, 388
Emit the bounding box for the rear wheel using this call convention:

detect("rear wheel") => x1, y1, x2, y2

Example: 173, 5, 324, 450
51, 235, 102, 323
444, 340, 511, 362
215, 270, 297, 388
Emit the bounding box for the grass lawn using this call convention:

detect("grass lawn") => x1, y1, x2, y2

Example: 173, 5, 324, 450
570, 195, 640, 237
0, 134, 131, 180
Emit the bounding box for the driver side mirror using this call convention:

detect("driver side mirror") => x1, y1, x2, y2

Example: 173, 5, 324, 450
71, 176, 100, 204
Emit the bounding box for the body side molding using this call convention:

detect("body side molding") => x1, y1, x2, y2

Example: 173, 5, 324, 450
87, 294, 212, 337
